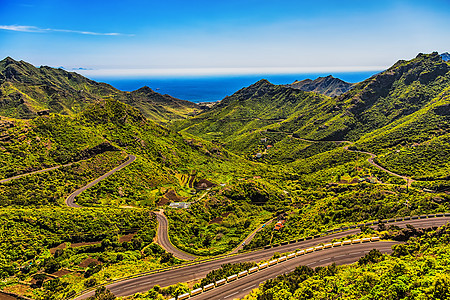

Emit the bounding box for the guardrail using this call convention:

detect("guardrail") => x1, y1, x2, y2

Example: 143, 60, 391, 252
168, 236, 382, 299
72, 213, 450, 299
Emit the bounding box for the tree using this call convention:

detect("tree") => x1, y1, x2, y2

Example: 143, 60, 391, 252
87, 286, 116, 300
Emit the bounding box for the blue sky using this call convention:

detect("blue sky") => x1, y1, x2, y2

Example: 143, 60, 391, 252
1, 0, 449, 76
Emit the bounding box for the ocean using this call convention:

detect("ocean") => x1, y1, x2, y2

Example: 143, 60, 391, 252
88, 71, 381, 103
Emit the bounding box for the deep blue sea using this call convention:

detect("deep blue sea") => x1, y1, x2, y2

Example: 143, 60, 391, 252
89, 71, 381, 103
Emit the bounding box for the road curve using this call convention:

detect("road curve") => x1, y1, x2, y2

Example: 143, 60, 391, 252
65, 155, 136, 208
73, 217, 450, 299
343, 145, 414, 187
281, 132, 414, 186
154, 211, 197, 261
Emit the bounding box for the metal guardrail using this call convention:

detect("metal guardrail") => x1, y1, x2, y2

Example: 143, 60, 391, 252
169, 236, 382, 299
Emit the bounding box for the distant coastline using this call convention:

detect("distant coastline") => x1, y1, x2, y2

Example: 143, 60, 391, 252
87, 71, 381, 103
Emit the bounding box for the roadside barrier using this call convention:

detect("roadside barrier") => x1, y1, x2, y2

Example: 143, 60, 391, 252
168, 236, 381, 299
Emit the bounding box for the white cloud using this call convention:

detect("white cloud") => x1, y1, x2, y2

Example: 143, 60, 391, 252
0, 25, 133, 36
0, 25, 43, 32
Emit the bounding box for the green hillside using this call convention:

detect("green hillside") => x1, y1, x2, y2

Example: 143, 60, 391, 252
0, 57, 200, 122
1, 52, 450, 300
176, 52, 450, 144
172, 79, 334, 147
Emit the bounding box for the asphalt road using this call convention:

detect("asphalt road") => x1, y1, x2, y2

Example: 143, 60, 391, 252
195, 242, 397, 300
65, 155, 136, 208
73, 216, 450, 299
154, 211, 197, 261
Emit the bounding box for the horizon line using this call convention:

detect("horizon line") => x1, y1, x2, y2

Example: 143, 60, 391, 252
76, 66, 387, 78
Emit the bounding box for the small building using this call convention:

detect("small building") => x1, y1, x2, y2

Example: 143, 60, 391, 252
256, 153, 262, 158
169, 202, 192, 209
267, 145, 273, 149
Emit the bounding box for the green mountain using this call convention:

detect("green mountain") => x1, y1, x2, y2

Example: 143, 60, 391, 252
175, 52, 450, 184
0, 57, 200, 122
172, 79, 333, 145
287, 75, 354, 97
2, 52, 450, 300
0, 97, 239, 207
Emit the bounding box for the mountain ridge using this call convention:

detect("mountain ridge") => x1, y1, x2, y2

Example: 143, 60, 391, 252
0, 57, 200, 122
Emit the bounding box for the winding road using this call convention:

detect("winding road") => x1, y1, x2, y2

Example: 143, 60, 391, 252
73, 216, 450, 299
65, 154, 136, 208
282, 133, 415, 187
195, 242, 397, 300
154, 211, 197, 261
343, 144, 414, 187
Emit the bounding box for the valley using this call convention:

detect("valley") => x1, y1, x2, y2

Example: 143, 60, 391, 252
0, 52, 450, 300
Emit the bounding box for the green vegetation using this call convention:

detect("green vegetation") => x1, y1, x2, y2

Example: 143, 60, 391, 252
243, 224, 450, 300
0, 207, 180, 299
165, 198, 273, 255
1, 52, 450, 299
0, 151, 127, 206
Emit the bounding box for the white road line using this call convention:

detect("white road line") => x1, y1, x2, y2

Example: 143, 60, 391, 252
242, 284, 256, 291
224, 291, 239, 298
349, 252, 362, 255
334, 254, 346, 258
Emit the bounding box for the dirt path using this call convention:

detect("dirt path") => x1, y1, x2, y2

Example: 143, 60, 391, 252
0, 162, 76, 184
230, 218, 274, 254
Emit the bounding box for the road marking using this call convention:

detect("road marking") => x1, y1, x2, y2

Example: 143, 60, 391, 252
334, 254, 346, 258
319, 258, 331, 262
242, 284, 256, 291
224, 291, 239, 298
349, 252, 362, 255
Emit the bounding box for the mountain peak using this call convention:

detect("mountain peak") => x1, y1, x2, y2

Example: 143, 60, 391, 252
0, 57, 19, 68
288, 75, 353, 97
1, 56, 17, 63
134, 86, 155, 94
252, 79, 272, 86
